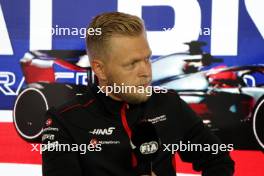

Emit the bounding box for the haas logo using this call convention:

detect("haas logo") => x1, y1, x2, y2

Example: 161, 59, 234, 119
89, 127, 115, 135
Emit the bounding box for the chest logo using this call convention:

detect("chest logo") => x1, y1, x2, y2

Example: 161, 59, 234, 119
89, 127, 115, 135
147, 114, 167, 124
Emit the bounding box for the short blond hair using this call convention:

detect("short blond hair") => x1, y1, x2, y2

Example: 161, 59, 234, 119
86, 12, 145, 60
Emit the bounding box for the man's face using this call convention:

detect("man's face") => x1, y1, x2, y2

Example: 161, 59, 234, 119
103, 33, 152, 104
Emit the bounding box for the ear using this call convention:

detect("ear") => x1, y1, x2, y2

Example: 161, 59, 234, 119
91, 59, 108, 81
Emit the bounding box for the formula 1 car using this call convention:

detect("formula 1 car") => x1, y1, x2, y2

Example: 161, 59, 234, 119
13, 50, 91, 141
151, 43, 264, 149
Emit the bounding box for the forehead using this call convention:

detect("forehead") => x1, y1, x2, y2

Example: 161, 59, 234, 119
107, 34, 152, 62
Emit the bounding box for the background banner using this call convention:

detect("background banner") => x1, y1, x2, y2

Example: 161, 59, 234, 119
0, 0, 263, 175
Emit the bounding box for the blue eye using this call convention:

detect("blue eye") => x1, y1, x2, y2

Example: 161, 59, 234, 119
125, 62, 136, 69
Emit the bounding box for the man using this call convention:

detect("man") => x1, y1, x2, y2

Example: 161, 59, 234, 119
42, 12, 234, 176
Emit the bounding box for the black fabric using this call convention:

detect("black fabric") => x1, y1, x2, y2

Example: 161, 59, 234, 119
42, 84, 234, 176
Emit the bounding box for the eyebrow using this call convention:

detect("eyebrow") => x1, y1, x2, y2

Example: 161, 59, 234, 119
123, 51, 152, 65
140, 51, 152, 61
131, 54, 151, 63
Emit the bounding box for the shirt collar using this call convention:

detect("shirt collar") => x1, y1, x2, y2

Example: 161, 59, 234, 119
88, 83, 125, 115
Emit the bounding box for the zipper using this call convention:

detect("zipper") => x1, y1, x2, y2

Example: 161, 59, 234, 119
120, 102, 137, 167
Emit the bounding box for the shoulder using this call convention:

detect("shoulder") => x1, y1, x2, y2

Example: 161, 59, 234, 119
58, 96, 95, 115
151, 87, 200, 122
46, 94, 95, 121
150, 88, 202, 137
151, 87, 182, 104
146, 87, 186, 116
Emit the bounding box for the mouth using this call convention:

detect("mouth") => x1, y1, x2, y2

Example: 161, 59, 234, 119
143, 82, 151, 88
137, 81, 151, 88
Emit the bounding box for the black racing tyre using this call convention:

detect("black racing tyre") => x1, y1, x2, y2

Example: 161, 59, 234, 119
252, 98, 264, 149
13, 83, 87, 142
